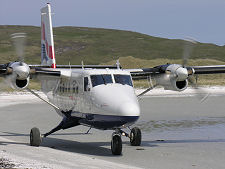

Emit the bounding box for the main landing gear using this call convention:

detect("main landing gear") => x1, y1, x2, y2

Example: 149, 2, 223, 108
30, 124, 66, 147
29, 125, 142, 156
130, 127, 142, 146
30, 127, 42, 146
111, 127, 142, 155
30, 117, 80, 147
29, 126, 59, 147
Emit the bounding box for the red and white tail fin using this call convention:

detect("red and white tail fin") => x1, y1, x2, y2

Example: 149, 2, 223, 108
41, 3, 56, 68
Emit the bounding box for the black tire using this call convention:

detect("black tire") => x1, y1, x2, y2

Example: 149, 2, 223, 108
30, 127, 42, 147
111, 134, 122, 155
130, 127, 142, 146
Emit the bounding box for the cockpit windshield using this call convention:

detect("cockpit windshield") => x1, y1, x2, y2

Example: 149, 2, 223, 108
114, 74, 133, 87
91, 74, 113, 87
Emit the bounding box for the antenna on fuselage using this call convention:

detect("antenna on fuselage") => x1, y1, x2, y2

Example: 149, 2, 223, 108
69, 61, 71, 70
81, 61, 84, 69
116, 59, 120, 69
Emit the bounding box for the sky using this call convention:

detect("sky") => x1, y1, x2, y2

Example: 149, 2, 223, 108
1, 0, 225, 45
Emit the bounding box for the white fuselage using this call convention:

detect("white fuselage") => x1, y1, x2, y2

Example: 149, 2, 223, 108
41, 68, 140, 128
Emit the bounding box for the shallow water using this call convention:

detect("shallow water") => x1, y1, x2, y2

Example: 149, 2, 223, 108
137, 117, 225, 132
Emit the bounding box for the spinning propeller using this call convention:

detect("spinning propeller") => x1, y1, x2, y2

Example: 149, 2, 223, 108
182, 38, 209, 102
182, 38, 197, 67
10, 33, 30, 80
0, 33, 31, 91
11, 32, 27, 62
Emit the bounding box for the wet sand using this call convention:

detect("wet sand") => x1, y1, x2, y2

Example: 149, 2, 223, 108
0, 91, 225, 168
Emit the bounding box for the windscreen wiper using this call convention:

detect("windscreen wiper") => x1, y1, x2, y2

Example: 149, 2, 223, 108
101, 75, 107, 85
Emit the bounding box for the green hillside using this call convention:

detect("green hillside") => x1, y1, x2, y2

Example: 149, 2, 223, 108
1, 25, 225, 88
1, 25, 225, 66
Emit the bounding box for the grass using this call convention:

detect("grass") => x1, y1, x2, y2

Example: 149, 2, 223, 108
1, 25, 225, 65
1, 25, 225, 90
0, 77, 41, 92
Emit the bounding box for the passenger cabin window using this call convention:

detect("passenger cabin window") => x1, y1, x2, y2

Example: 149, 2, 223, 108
91, 74, 113, 87
114, 75, 133, 87
84, 77, 89, 91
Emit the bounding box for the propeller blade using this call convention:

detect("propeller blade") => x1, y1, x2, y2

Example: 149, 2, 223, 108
11, 33, 27, 62
188, 75, 210, 102
181, 38, 208, 101
182, 38, 197, 67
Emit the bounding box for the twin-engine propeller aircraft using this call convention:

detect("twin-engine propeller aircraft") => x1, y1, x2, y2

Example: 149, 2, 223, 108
1, 4, 225, 155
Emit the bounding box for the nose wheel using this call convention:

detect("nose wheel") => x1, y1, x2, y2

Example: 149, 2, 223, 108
111, 132, 122, 155
30, 127, 42, 147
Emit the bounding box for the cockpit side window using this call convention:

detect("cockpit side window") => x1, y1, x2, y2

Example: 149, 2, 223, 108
114, 74, 133, 87
91, 74, 113, 87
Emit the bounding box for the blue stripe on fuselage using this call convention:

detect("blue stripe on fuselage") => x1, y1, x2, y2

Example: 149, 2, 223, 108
69, 111, 139, 130
79, 114, 139, 130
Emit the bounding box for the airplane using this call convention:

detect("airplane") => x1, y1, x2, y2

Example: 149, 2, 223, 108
1, 3, 225, 155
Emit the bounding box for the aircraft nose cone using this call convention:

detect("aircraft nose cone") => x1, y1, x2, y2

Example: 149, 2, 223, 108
118, 102, 140, 117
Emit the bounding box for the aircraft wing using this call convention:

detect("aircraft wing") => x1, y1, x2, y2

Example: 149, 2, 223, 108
190, 65, 225, 74
128, 65, 225, 80
0, 64, 61, 77
0, 63, 120, 78
30, 64, 225, 79
126, 68, 162, 80
30, 67, 61, 77
0, 64, 7, 75
126, 64, 225, 94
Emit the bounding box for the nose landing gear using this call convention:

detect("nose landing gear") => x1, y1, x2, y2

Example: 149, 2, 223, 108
111, 127, 142, 155
111, 132, 122, 155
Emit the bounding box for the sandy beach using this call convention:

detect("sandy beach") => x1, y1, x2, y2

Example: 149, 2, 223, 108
0, 87, 225, 168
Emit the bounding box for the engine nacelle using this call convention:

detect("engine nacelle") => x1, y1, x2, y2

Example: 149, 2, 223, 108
8, 75, 30, 90
155, 74, 188, 91
152, 64, 189, 91
6, 62, 30, 90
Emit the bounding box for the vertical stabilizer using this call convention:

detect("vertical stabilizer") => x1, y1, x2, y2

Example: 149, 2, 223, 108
41, 3, 56, 68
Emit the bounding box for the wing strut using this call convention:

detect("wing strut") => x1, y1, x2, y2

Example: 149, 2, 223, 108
137, 84, 157, 97
26, 88, 60, 110
137, 75, 157, 97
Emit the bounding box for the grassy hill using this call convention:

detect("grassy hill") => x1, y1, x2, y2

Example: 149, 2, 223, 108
1, 25, 225, 65
1, 25, 225, 88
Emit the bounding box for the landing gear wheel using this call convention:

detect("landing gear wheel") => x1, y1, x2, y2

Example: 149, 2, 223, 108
30, 127, 42, 147
111, 134, 122, 155
130, 127, 142, 146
